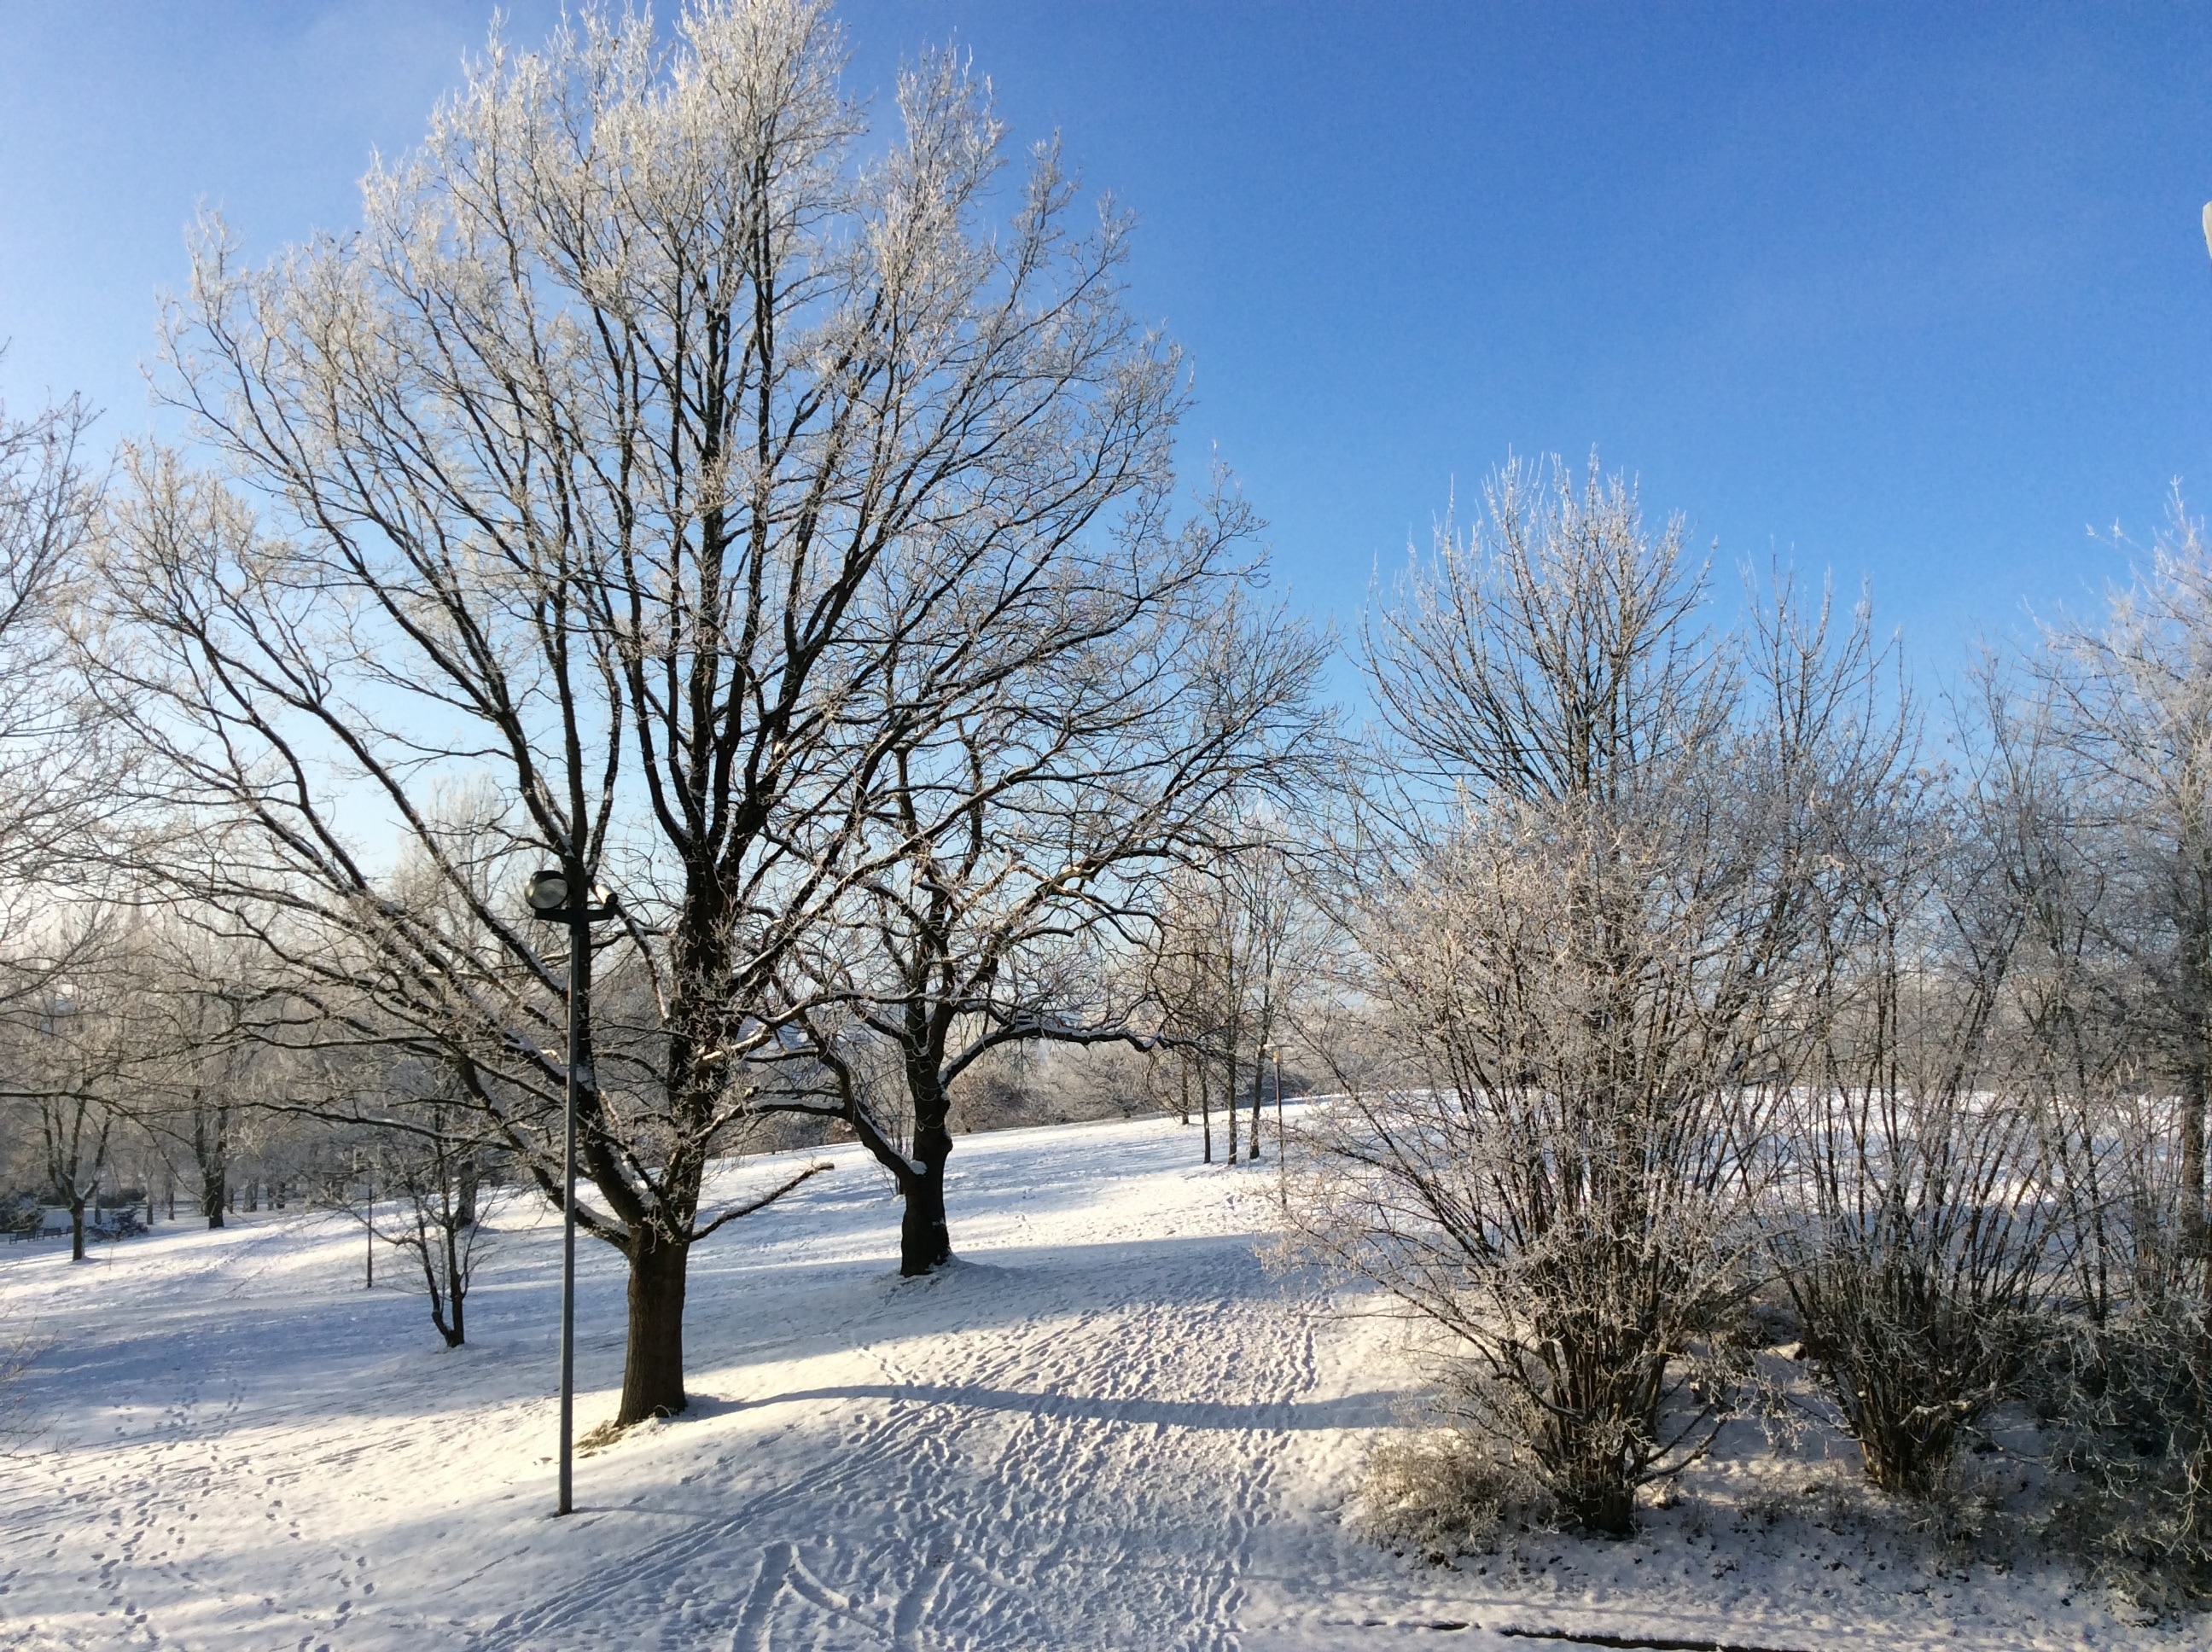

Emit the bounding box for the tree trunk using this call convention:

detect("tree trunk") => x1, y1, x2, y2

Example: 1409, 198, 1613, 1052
1248, 1054, 1266, 1164
1223, 1043, 1239, 1166
195, 1107, 226, 1229
69, 1198, 85, 1262
2184, 992, 2208, 1264
1198, 1058, 1212, 1163
900, 1120, 955, 1277
439, 1222, 466, 1348
617, 1230, 690, 1424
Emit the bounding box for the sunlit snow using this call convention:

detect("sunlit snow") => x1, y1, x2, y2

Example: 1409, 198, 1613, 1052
0, 1116, 2193, 1649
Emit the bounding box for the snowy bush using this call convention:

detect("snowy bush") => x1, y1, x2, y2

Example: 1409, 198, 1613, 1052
1353, 1414, 1547, 1561
1294, 457, 1906, 1534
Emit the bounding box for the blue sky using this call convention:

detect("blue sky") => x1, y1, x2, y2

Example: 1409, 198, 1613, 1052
4, 1, 2209, 673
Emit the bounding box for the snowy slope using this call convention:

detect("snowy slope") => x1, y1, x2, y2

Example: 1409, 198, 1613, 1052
0, 1114, 2197, 1650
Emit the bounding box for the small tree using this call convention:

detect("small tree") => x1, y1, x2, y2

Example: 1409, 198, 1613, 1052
791, 579, 1327, 1273
359, 1101, 501, 1348
3, 933, 143, 1262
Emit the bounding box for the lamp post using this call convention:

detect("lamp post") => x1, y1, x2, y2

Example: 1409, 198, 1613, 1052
524, 866, 617, 1518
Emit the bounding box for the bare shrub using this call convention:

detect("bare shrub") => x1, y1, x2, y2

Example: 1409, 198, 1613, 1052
357, 1099, 503, 1349
2033, 1102, 2212, 1601
1292, 457, 1901, 1533
1356, 1413, 1548, 1562
1760, 772, 2059, 1498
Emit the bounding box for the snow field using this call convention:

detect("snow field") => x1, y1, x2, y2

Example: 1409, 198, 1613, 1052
0, 1114, 2200, 1649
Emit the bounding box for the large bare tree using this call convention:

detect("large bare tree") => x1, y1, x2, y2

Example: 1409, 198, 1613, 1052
90, 0, 1197, 1423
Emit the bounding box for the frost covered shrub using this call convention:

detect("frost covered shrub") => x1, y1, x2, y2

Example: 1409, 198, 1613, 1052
2035, 1270, 2212, 1600
1765, 1081, 2052, 1499
1295, 458, 1903, 1534
1356, 1422, 1547, 1561
1757, 732, 2057, 1501
2026, 1159, 2212, 1601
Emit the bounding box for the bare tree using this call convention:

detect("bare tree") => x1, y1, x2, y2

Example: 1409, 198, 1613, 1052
131, 928, 268, 1229
791, 571, 1329, 1273
90, 1, 1208, 1423
0, 375, 119, 909
2032, 494, 2212, 1263
1150, 864, 1230, 1160
0, 918, 152, 1261
1142, 829, 1314, 1168
354, 1091, 504, 1348
1289, 457, 1900, 1533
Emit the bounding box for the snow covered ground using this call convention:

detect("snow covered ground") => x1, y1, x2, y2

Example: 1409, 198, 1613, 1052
0, 1114, 2199, 1650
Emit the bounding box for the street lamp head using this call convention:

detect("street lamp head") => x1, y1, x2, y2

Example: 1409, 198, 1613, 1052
525, 869, 570, 913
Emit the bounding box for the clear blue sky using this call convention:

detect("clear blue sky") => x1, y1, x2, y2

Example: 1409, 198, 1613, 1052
4, 1, 2209, 671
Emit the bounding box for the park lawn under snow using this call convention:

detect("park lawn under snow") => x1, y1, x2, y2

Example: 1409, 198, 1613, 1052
0, 1114, 2198, 1651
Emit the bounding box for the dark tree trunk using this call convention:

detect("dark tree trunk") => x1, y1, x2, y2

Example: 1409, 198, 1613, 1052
1199, 1060, 1212, 1163
1223, 1042, 1239, 1165
69, 1198, 85, 1262
617, 1230, 690, 1424
1248, 1056, 1266, 1164
194, 1106, 227, 1229
428, 1221, 465, 1348
2183, 991, 2208, 1263
900, 1120, 955, 1278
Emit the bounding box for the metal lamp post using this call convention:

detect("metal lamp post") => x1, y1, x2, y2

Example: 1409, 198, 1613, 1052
524, 866, 617, 1518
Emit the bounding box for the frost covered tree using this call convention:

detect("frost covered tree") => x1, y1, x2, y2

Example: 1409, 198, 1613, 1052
1289, 457, 1901, 1532
1985, 503, 2212, 1585
89, 0, 1220, 1424
0, 918, 157, 1261
2034, 497, 2212, 1263
0, 377, 119, 902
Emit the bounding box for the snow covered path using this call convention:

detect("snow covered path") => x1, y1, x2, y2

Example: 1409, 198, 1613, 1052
0, 1115, 2198, 1649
